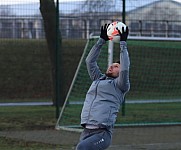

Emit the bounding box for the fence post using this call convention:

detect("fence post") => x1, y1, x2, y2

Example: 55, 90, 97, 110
55, 0, 61, 119
122, 0, 126, 23
122, 0, 126, 116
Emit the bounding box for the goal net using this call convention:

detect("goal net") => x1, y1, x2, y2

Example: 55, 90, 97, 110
56, 36, 181, 130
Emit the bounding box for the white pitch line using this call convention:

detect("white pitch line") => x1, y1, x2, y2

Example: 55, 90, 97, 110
0, 102, 53, 106
69, 99, 181, 105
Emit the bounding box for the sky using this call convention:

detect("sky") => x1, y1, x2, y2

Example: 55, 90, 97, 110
1, 0, 181, 5
1, 0, 181, 16
0, 0, 83, 5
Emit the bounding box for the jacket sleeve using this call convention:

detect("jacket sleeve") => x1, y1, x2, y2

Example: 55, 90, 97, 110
85, 38, 106, 81
116, 41, 130, 94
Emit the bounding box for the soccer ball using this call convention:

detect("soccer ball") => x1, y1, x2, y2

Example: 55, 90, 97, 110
107, 21, 127, 43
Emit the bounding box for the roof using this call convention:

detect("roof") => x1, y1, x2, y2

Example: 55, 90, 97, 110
127, 0, 181, 21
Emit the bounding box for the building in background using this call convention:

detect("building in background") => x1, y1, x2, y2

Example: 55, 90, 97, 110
0, 16, 43, 39
0, 0, 181, 39
127, 0, 181, 37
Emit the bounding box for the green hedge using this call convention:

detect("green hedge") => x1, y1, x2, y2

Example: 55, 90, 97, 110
0, 39, 181, 101
0, 39, 86, 100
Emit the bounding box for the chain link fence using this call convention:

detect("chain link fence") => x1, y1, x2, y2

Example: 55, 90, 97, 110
0, 0, 181, 104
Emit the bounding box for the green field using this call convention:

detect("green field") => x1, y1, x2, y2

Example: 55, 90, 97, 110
0, 106, 56, 131
0, 106, 60, 149
1, 102, 181, 130
0, 137, 61, 150
0, 103, 181, 149
60, 102, 181, 127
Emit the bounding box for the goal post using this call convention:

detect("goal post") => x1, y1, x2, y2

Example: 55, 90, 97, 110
108, 40, 114, 66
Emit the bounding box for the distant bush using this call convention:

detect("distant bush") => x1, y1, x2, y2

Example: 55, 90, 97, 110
0, 39, 180, 101
0, 39, 86, 100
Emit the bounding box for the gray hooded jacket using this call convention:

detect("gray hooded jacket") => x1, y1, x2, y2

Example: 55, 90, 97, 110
80, 38, 130, 130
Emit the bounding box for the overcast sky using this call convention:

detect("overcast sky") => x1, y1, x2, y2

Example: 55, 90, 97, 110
0, 0, 181, 5
0, 0, 83, 5
1, 0, 181, 16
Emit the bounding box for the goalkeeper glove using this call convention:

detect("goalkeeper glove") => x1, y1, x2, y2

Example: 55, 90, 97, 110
100, 24, 110, 41
117, 26, 129, 41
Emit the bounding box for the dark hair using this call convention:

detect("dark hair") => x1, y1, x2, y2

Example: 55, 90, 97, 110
115, 60, 120, 64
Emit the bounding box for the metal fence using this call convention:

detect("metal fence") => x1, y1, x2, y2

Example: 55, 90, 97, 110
0, 0, 181, 39
0, 0, 181, 103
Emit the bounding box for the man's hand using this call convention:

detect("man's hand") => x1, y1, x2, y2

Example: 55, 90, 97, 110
100, 24, 110, 41
117, 26, 129, 41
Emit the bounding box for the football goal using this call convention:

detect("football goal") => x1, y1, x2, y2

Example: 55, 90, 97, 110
56, 36, 181, 130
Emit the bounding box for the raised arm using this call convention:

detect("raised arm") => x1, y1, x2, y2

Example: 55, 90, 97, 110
85, 38, 105, 81
116, 27, 130, 93
85, 24, 110, 81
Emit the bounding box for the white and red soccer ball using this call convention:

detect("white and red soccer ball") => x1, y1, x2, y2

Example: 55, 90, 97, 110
107, 21, 127, 43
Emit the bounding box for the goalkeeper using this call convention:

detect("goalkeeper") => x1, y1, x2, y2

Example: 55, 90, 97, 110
76, 24, 130, 150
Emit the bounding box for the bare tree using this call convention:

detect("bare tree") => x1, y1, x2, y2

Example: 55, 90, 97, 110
81, 0, 112, 13
40, 0, 64, 106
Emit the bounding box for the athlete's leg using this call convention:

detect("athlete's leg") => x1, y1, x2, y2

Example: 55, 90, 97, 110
76, 129, 112, 150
